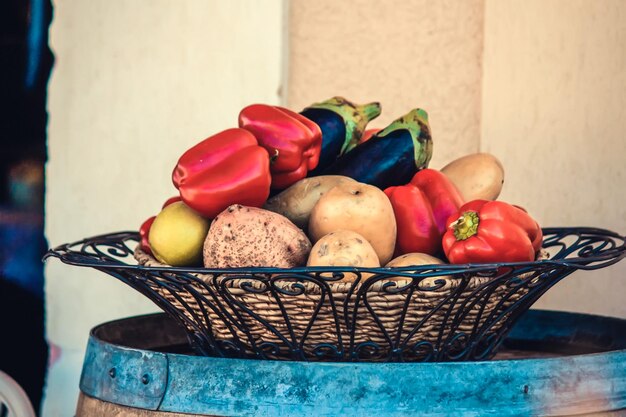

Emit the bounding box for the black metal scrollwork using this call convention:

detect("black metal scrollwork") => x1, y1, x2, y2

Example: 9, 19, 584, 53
44, 228, 625, 362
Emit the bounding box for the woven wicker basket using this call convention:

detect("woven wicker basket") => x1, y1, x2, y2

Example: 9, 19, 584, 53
42, 228, 626, 361
134, 247, 546, 361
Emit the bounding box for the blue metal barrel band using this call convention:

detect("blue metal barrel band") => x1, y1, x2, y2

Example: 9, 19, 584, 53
80, 310, 626, 416
80, 338, 168, 410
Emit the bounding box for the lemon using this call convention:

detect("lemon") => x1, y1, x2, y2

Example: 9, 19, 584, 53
148, 201, 210, 266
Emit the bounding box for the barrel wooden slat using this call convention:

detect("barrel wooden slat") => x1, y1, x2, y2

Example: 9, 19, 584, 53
76, 393, 626, 417
76, 394, 220, 417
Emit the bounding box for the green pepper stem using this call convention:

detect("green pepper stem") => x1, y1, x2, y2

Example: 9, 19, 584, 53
270, 149, 279, 164
452, 211, 480, 240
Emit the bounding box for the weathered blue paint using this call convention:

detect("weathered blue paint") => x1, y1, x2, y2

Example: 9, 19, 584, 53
80, 337, 168, 409
80, 310, 626, 416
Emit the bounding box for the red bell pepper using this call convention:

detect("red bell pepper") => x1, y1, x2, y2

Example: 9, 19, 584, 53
238, 104, 322, 189
161, 195, 182, 208
442, 200, 543, 264
172, 128, 271, 218
358, 128, 381, 146
138, 196, 182, 256
139, 216, 156, 255
411, 169, 465, 235
385, 169, 464, 256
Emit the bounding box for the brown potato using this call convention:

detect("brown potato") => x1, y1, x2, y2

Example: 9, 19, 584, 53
385, 253, 450, 287
307, 230, 380, 282
263, 175, 356, 229
203, 204, 311, 268
385, 253, 444, 268
440, 153, 505, 201
308, 182, 396, 265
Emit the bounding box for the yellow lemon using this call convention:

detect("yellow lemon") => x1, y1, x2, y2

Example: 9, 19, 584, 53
148, 201, 210, 266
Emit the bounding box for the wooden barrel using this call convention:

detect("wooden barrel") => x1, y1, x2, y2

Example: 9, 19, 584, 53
75, 310, 626, 416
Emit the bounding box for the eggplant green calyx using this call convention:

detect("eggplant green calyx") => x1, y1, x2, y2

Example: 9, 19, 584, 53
376, 108, 433, 170
452, 211, 480, 241
304, 96, 381, 155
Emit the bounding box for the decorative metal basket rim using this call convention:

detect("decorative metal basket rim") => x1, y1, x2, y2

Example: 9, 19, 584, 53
44, 227, 625, 275
43, 227, 626, 363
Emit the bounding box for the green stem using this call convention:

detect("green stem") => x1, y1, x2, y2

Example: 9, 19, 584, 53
359, 101, 382, 121
452, 211, 480, 240
303, 96, 381, 155
376, 108, 433, 169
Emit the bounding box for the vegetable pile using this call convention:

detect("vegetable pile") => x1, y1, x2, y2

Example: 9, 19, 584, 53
139, 97, 543, 279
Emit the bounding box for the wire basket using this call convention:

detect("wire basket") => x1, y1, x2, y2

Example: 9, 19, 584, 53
45, 227, 625, 362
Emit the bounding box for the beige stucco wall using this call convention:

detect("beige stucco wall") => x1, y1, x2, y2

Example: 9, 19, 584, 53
481, 0, 626, 317
44, 1, 284, 414
288, 0, 626, 317
287, 0, 485, 169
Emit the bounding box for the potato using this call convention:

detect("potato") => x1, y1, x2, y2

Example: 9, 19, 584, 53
263, 175, 355, 229
385, 253, 444, 268
307, 230, 380, 282
309, 181, 396, 265
385, 253, 449, 285
440, 153, 505, 201
203, 204, 311, 268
